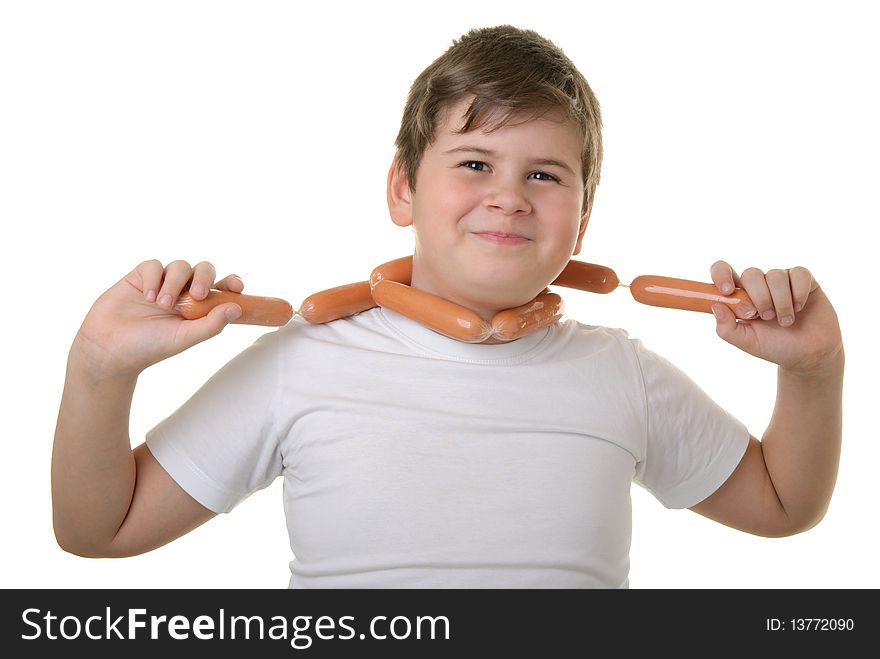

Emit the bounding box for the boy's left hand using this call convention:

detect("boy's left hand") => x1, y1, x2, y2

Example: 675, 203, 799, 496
709, 261, 843, 374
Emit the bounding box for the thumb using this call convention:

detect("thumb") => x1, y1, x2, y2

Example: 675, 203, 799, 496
179, 302, 242, 347
712, 302, 750, 350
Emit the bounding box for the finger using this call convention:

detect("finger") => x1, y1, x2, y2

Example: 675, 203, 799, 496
710, 261, 757, 318
213, 274, 245, 293
740, 267, 774, 320
710, 260, 740, 294
156, 260, 193, 310
132, 259, 165, 302
766, 268, 795, 326
789, 266, 815, 312
188, 261, 217, 300
178, 302, 243, 347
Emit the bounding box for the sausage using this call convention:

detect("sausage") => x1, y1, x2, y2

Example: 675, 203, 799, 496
369, 255, 492, 342
371, 278, 492, 343
369, 256, 566, 342
551, 260, 619, 293
629, 275, 755, 316
491, 289, 564, 341
296, 257, 413, 325
299, 281, 374, 324
370, 255, 413, 288
174, 290, 293, 326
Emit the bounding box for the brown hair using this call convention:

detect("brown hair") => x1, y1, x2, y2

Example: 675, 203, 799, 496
394, 25, 603, 215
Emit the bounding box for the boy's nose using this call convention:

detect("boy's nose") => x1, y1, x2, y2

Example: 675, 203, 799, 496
482, 178, 532, 215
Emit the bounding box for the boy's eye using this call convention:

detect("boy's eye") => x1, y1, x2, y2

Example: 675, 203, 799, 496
529, 171, 559, 183
461, 160, 489, 172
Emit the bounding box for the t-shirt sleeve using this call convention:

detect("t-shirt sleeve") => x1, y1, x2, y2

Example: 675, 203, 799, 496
628, 338, 750, 509
145, 330, 284, 514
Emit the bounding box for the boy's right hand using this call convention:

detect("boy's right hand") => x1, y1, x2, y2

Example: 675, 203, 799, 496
73, 259, 244, 380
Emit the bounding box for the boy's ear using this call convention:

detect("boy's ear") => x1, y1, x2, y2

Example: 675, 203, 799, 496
572, 204, 592, 256
387, 158, 413, 228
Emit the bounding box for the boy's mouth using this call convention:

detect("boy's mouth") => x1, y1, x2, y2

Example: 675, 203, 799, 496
472, 231, 531, 246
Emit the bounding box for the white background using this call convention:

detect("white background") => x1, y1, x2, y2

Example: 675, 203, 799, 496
1, 0, 876, 589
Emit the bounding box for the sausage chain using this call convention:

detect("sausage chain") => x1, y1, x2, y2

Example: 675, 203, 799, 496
174, 255, 754, 341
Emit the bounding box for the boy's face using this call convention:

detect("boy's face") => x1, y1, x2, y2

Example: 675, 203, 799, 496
388, 96, 589, 323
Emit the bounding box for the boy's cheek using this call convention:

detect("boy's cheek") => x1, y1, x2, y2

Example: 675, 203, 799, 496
415, 178, 469, 212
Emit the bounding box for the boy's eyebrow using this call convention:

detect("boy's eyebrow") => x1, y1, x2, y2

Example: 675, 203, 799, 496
441, 145, 576, 175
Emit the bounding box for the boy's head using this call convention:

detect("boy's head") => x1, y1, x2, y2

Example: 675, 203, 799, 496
393, 25, 602, 217
387, 25, 604, 324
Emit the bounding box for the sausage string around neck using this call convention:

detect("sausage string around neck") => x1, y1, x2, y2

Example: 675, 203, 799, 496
173, 255, 755, 342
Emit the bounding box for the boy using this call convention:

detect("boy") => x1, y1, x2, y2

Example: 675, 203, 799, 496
52, 25, 844, 588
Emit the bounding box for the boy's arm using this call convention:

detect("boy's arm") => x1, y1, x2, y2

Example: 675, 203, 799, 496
52, 344, 215, 557
687, 264, 844, 536
52, 260, 241, 557
690, 352, 844, 536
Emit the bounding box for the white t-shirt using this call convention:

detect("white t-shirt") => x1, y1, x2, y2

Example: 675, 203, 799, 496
146, 306, 749, 588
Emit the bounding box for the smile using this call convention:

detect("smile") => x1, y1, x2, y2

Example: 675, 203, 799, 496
472, 232, 532, 246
